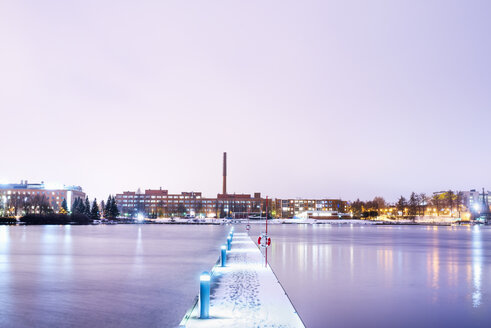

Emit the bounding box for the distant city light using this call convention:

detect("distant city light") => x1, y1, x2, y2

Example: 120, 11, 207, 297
473, 203, 481, 212
136, 213, 145, 222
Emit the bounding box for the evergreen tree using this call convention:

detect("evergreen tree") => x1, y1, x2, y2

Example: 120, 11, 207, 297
77, 197, 86, 215
408, 192, 419, 219
84, 197, 91, 217
59, 198, 68, 215
75, 197, 86, 215
100, 200, 105, 217
105, 195, 112, 218
110, 196, 120, 218
72, 198, 80, 214
90, 199, 100, 220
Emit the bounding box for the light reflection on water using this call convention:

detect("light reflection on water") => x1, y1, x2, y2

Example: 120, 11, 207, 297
0, 226, 11, 320
251, 224, 491, 328
0, 224, 228, 328
472, 226, 482, 308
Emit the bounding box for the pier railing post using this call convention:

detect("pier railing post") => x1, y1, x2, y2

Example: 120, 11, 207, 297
221, 245, 227, 267
200, 272, 210, 319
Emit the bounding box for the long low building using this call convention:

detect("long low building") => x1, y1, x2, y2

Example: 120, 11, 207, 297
115, 152, 347, 219
115, 188, 346, 219
115, 188, 270, 218
116, 189, 217, 217
275, 198, 348, 218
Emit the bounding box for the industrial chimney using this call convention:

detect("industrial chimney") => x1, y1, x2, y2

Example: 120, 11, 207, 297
223, 152, 227, 195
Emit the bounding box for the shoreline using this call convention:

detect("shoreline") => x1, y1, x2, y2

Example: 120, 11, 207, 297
0, 220, 477, 227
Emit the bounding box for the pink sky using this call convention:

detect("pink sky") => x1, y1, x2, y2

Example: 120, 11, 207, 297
1, 0, 490, 202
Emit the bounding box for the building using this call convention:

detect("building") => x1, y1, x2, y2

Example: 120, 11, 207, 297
115, 189, 271, 219
462, 189, 491, 213
115, 153, 270, 218
216, 152, 270, 218
460, 189, 491, 222
0, 180, 86, 215
275, 198, 348, 218
216, 192, 270, 218
116, 188, 218, 217
114, 152, 347, 219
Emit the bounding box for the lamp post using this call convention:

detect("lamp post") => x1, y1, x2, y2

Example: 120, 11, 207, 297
221, 245, 227, 267
200, 272, 210, 319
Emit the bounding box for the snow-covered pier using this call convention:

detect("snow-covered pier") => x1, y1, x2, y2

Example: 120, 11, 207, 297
179, 232, 305, 328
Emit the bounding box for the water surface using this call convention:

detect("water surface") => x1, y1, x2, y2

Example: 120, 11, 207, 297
0, 224, 228, 328
250, 224, 491, 328
3, 223, 490, 328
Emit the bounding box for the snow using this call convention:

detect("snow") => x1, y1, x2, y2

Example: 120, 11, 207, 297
180, 232, 305, 328
273, 218, 379, 225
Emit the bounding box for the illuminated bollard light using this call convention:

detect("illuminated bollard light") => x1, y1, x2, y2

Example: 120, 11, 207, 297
221, 245, 227, 267
200, 272, 210, 319
227, 236, 231, 251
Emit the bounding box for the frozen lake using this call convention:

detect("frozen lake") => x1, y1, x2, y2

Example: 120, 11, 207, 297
0, 225, 229, 328
1, 224, 490, 328
249, 223, 491, 328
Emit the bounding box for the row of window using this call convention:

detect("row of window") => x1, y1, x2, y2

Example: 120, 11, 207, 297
2, 195, 63, 201
121, 200, 203, 204
0, 191, 64, 196
122, 204, 217, 208
119, 195, 201, 199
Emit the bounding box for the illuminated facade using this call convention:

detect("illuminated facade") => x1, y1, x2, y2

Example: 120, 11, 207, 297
115, 188, 270, 218
0, 181, 86, 213
463, 189, 491, 213
275, 198, 348, 218
115, 187, 346, 219
116, 189, 215, 217
115, 153, 347, 218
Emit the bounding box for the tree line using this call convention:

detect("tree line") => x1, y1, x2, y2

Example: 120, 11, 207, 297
350, 190, 468, 219
0, 193, 120, 222
71, 195, 120, 220
0, 192, 54, 216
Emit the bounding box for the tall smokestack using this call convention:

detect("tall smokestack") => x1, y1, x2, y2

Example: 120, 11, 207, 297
223, 152, 227, 195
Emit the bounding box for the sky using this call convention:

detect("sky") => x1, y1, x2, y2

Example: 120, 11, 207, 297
1, 0, 490, 203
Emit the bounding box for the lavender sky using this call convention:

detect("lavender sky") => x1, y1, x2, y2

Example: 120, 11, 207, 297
1, 0, 490, 203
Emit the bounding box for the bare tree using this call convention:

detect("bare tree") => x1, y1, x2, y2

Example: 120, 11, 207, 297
445, 190, 456, 217
431, 194, 444, 216
455, 191, 464, 218
349, 199, 365, 217
372, 197, 386, 210
419, 193, 429, 216
22, 194, 32, 215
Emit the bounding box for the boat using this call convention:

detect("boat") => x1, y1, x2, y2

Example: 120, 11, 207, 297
248, 215, 268, 220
